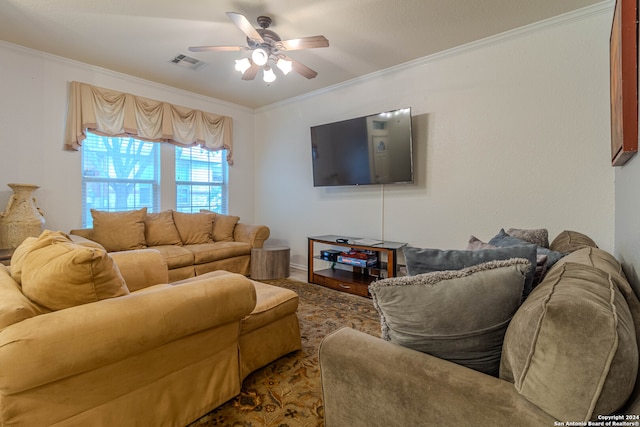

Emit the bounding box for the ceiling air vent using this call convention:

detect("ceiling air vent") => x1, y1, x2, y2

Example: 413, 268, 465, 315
170, 54, 206, 70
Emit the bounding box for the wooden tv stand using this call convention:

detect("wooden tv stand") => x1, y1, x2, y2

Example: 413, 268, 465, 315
307, 235, 407, 298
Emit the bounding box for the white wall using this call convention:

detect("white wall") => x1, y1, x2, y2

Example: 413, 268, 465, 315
615, 157, 640, 294
0, 41, 256, 233
254, 7, 615, 269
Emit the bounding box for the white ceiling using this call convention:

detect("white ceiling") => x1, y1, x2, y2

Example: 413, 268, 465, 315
0, 0, 606, 109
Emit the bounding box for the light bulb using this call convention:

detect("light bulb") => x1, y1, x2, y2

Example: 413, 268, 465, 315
234, 58, 251, 74
276, 57, 293, 75
251, 48, 268, 66
263, 67, 276, 83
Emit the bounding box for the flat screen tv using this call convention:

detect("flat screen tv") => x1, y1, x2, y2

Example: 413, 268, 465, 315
310, 108, 413, 187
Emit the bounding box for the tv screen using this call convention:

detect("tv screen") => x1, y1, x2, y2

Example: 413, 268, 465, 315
310, 108, 413, 187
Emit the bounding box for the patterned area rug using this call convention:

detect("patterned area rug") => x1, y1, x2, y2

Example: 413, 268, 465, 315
188, 277, 381, 427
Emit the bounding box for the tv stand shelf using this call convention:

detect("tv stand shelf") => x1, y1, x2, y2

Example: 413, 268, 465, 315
307, 235, 407, 298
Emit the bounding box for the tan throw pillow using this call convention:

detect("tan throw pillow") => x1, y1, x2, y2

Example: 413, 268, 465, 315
91, 208, 147, 252
172, 211, 214, 244
212, 213, 240, 242
144, 210, 182, 246
9, 235, 39, 285
21, 231, 129, 311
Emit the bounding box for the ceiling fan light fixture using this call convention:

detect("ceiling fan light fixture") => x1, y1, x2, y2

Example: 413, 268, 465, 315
276, 57, 293, 75
263, 66, 276, 83
251, 48, 269, 66
234, 58, 251, 74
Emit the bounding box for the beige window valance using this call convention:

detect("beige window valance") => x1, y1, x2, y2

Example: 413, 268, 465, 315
64, 81, 234, 164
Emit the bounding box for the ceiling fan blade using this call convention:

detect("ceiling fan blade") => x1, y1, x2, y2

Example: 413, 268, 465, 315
188, 45, 248, 52
276, 36, 329, 51
282, 56, 318, 79
242, 63, 260, 80
226, 12, 264, 44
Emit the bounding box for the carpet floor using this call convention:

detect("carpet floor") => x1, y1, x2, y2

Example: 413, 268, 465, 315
187, 277, 381, 427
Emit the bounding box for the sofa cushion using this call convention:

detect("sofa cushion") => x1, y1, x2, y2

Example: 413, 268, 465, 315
185, 242, 252, 265
369, 258, 530, 376
0, 265, 45, 328
550, 246, 625, 279
144, 210, 182, 246
147, 245, 195, 269
172, 211, 214, 245
21, 231, 130, 311
489, 228, 565, 269
403, 244, 537, 298
550, 230, 598, 253
500, 262, 638, 421
506, 228, 549, 248
91, 208, 147, 252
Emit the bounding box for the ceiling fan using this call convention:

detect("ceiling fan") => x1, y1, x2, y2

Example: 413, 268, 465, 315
189, 12, 329, 82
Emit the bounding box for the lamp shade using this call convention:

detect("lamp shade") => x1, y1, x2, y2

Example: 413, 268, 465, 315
263, 67, 276, 83
251, 48, 269, 66
276, 58, 293, 75
234, 58, 251, 74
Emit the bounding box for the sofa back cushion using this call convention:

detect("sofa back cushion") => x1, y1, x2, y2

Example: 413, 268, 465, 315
173, 211, 215, 244
500, 262, 638, 421
370, 258, 530, 376
550, 230, 597, 253
21, 230, 130, 311
91, 208, 147, 252
144, 210, 182, 246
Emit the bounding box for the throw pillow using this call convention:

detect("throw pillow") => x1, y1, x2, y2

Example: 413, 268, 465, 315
549, 230, 597, 253
21, 231, 129, 311
369, 258, 531, 377
506, 228, 549, 248
91, 208, 147, 252
500, 262, 638, 421
467, 236, 549, 289
144, 210, 182, 246
200, 210, 240, 242
466, 235, 495, 250
9, 235, 38, 285
489, 229, 565, 269
173, 211, 215, 244
403, 244, 537, 297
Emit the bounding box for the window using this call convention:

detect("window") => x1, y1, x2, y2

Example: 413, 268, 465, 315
175, 146, 228, 214
81, 133, 228, 226
81, 132, 159, 227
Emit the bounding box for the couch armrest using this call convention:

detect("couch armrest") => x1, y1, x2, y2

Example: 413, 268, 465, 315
0, 273, 256, 394
69, 228, 94, 240
109, 249, 169, 292
234, 223, 270, 248
319, 328, 556, 427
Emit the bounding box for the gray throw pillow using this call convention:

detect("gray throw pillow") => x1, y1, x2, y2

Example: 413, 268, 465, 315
489, 229, 565, 269
370, 258, 531, 377
403, 244, 537, 297
506, 228, 549, 248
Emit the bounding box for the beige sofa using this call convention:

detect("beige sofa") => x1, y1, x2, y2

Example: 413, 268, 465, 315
70, 208, 270, 282
0, 230, 301, 426
320, 231, 640, 426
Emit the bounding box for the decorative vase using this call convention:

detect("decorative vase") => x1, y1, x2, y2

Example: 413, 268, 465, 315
0, 184, 45, 249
